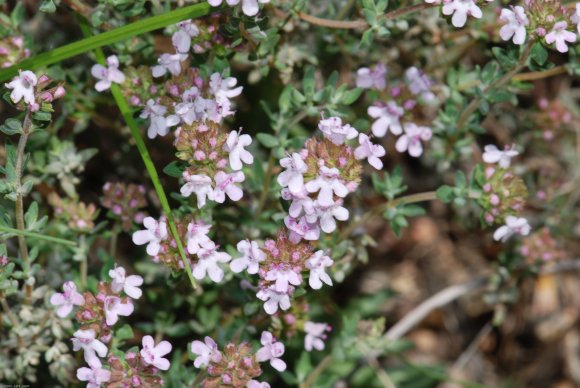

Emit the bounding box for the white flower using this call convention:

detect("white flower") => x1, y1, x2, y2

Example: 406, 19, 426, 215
103, 295, 134, 326
356, 63, 387, 90
50, 281, 85, 318
186, 221, 213, 255
213, 171, 245, 203
256, 331, 286, 372
265, 268, 302, 294
545, 21, 577, 53
191, 336, 222, 368
278, 153, 307, 195
247, 381, 271, 388
395, 123, 432, 157
193, 242, 231, 283
306, 250, 333, 289
172, 19, 200, 53
230, 240, 265, 275
318, 116, 358, 145
208, 0, 270, 17
304, 322, 330, 352
225, 131, 254, 170
132, 216, 168, 256
72, 329, 108, 366
151, 53, 187, 77
482, 144, 518, 168
493, 216, 531, 242
108, 266, 143, 299
256, 286, 291, 315
5, 70, 37, 105
499, 6, 529, 45
368, 102, 404, 137
315, 201, 349, 234
91, 55, 125, 92
442, 0, 482, 28
139, 99, 179, 139
180, 172, 214, 208
305, 166, 348, 207
354, 133, 386, 170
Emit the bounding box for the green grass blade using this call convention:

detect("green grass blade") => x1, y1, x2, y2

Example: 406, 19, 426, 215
0, 2, 211, 82
0, 225, 77, 247
78, 18, 198, 290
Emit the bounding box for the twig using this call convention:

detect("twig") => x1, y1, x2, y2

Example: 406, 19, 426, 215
301, 354, 333, 388
385, 258, 580, 341
512, 65, 567, 82
449, 322, 492, 375
0, 225, 78, 247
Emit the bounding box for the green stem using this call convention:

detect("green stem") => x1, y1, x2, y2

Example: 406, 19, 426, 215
0, 2, 212, 82
78, 18, 197, 290
0, 225, 77, 247
79, 234, 87, 287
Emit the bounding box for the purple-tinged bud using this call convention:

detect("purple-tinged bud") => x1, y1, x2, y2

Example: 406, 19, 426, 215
209, 151, 218, 160
129, 95, 141, 106
391, 86, 402, 97
403, 99, 416, 110
38, 74, 50, 84
222, 374, 233, 384
113, 204, 123, 215
536, 27, 546, 37
126, 351, 136, 360
195, 76, 204, 89
338, 157, 347, 167
484, 213, 494, 224
485, 166, 495, 179
0, 47, 8, 56
12, 36, 23, 48
81, 310, 94, 320
100, 332, 113, 343
40, 91, 53, 102
284, 313, 296, 325
194, 150, 206, 160
209, 137, 217, 147
131, 376, 142, 386
346, 181, 359, 192
149, 85, 158, 94
96, 293, 106, 303
216, 158, 228, 169
53, 86, 66, 99
483, 183, 492, 193
198, 123, 209, 132
490, 194, 500, 206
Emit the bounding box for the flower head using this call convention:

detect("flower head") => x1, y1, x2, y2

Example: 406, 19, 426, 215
140, 99, 179, 139
368, 102, 404, 137
213, 171, 245, 203
395, 123, 432, 157
193, 242, 232, 283
50, 281, 85, 317
108, 266, 143, 299
140, 335, 172, 371
304, 322, 331, 351
172, 19, 200, 53
354, 133, 386, 170
103, 295, 134, 326
482, 144, 519, 168
356, 63, 387, 90
545, 21, 577, 53
91, 55, 125, 92
180, 172, 215, 208
72, 329, 108, 366
306, 250, 333, 289
318, 116, 358, 145
5, 70, 37, 105
493, 216, 531, 242
256, 286, 291, 315
442, 0, 482, 28
225, 130, 254, 170
256, 331, 286, 372
132, 216, 168, 256
191, 336, 222, 368
305, 166, 348, 207
77, 362, 111, 388
278, 153, 307, 195
208, 0, 270, 17
230, 240, 266, 275
185, 221, 213, 255
499, 6, 529, 45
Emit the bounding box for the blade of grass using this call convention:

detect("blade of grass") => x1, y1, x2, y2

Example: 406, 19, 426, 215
0, 2, 212, 82
0, 225, 78, 247
78, 18, 197, 290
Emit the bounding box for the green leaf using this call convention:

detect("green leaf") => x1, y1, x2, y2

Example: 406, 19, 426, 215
256, 133, 280, 148
436, 185, 454, 203
115, 324, 134, 342
531, 42, 548, 66
340, 87, 363, 105
39, 0, 56, 12
163, 161, 184, 178
0, 3, 212, 82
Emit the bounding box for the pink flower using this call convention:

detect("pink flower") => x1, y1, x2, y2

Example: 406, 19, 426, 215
172, 19, 200, 53
191, 336, 222, 368
5, 70, 37, 105
442, 0, 482, 28
499, 6, 529, 45
256, 286, 291, 315
356, 63, 387, 90
318, 117, 358, 145
132, 216, 168, 256
493, 216, 531, 242
354, 133, 386, 170
50, 281, 85, 317
108, 266, 143, 299
305, 166, 348, 207
304, 322, 331, 351
208, 0, 270, 17
315, 202, 349, 234
209, 73, 243, 100
103, 295, 134, 326
140, 335, 172, 371
213, 171, 245, 203
139, 99, 179, 139
248, 381, 271, 388
91, 55, 125, 92
256, 331, 286, 372
185, 221, 213, 255
545, 21, 577, 53
180, 172, 214, 208
265, 267, 302, 293
284, 188, 316, 219
72, 329, 108, 366
306, 251, 333, 289
368, 102, 404, 137
225, 130, 254, 171
151, 53, 187, 77
572, 3, 580, 34
230, 240, 265, 275
405, 67, 435, 102
284, 216, 320, 243
77, 361, 111, 388
395, 123, 432, 157
193, 242, 231, 283
482, 144, 518, 168
278, 153, 307, 195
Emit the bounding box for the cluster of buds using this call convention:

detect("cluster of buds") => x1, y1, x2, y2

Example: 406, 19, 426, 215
0, 36, 30, 68
191, 331, 283, 388
534, 98, 573, 140
48, 193, 98, 233
50, 267, 171, 387
280, 118, 365, 241
479, 166, 528, 226
101, 182, 148, 232
362, 65, 435, 157
132, 216, 233, 282
425, 0, 493, 28
229, 232, 333, 314
520, 228, 566, 264
5, 70, 65, 111
498, 0, 580, 52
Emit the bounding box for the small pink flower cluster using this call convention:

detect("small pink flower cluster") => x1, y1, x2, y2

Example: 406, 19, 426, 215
5, 70, 65, 111
190, 331, 282, 387
0, 36, 30, 68
361, 65, 435, 157
498, 1, 579, 52
425, 0, 493, 28
101, 182, 148, 232
50, 266, 173, 387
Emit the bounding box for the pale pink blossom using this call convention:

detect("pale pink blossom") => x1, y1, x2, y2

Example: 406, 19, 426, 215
356, 63, 387, 90
315, 202, 349, 234
256, 331, 286, 372
103, 296, 134, 326
132, 216, 168, 256
191, 336, 222, 368
72, 329, 108, 366
572, 3, 580, 34
499, 6, 529, 45
305, 166, 348, 207
256, 286, 291, 315
395, 123, 432, 157
140, 99, 179, 139
545, 21, 577, 53
208, 0, 270, 17
140, 335, 172, 371
354, 133, 386, 170
91, 55, 125, 92
493, 216, 531, 242
405, 67, 435, 102
209, 73, 243, 100
109, 266, 143, 299
318, 117, 358, 145
442, 0, 482, 28
368, 102, 404, 137
306, 251, 333, 289
185, 221, 213, 255
76, 361, 111, 388
152, 53, 187, 77
482, 144, 518, 168
193, 242, 231, 283
50, 281, 85, 317
230, 240, 265, 275
225, 130, 254, 170
284, 216, 320, 243
278, 153, 307, 195
247, 381, 271, 388
304, 322, 331, 351
5, 70, 37, 105
180, 172, 214, 208
213, 171, 245, 203
172, 19, 200, 53
265, 268, 302, 293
